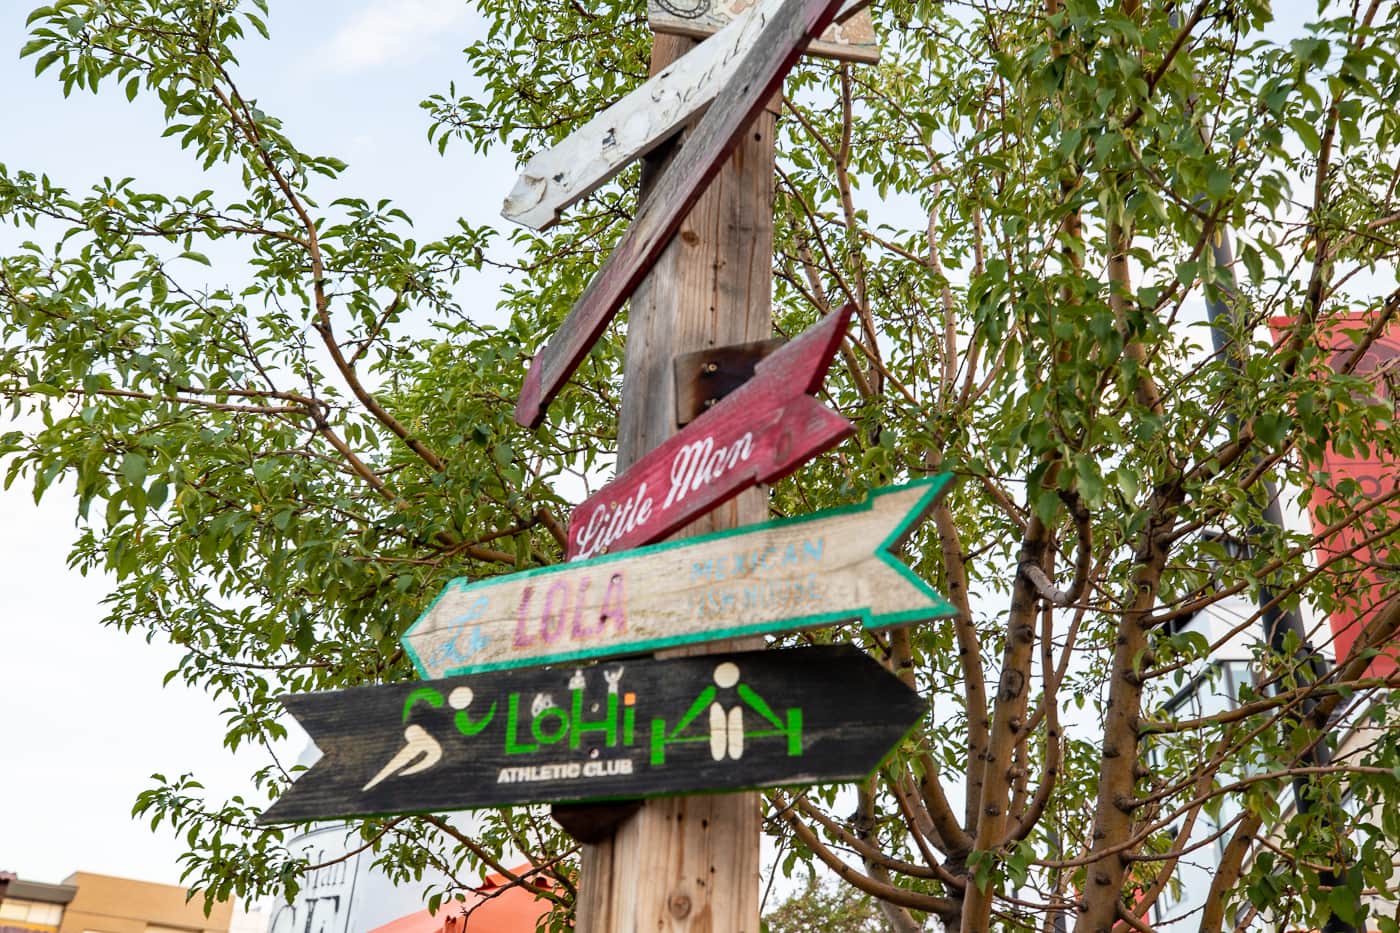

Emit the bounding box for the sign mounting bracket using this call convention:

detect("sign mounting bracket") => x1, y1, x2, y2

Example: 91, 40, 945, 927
673, 337, 785, 425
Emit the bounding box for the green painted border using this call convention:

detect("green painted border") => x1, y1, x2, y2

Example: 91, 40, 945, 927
402, 475, 958, 678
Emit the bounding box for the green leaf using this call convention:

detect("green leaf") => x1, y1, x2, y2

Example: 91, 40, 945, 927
1254, 412, 1291, 448
121, 452, 148, 488
1206, 166, 1232, 199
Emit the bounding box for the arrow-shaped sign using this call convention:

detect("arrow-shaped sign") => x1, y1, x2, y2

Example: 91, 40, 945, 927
567, 304, 855, 561
403, 476, 956, 679
260, 645, 924, 823
502, 0, 869, 231
513, 0, 849, 428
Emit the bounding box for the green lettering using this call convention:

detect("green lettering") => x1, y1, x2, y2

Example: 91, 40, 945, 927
504, 693, 538, 754
403, 688, 443, 723
570, 689, 618, 748
531, 707, 570, 745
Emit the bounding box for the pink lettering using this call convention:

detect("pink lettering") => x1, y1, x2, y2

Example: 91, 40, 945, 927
599, 572, 627, 634
570, 578, 596, 638
512, 586, 536, 647
540, 581, 569, 643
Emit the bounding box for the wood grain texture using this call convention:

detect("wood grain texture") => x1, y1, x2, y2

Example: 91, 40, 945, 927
565, 304, 855, 560
258, 646, 925, 823
403, 478, 956, 678
570, 32, 775, 932
673, 336, 783, 424
502, 0, 778, 231
649, 0, 880, 63
513, 0, 851, 428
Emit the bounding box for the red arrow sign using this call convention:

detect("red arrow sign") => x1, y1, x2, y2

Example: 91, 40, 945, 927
566, 304, 855, 561
513, 0, 850, 428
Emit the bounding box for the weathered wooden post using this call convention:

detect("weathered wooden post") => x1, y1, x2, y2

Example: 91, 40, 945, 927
567, 31, 778, 930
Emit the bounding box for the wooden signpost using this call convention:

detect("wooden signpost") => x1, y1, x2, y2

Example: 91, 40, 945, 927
504, 0, 785, 231
501, 0, 880, 231
403, 476, 955, 679
259, 0, 913, 922
649, 0, 879, 64
513, 0, 851, 428
259, 645, 924, 824
566, 304, 855, 560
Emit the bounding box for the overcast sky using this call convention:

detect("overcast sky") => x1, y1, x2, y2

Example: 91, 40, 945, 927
0, 0, 518, 887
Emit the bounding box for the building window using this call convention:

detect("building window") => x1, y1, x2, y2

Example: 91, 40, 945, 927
0, 900, 64, 928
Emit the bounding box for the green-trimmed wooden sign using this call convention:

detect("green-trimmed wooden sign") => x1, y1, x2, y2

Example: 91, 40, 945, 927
402, 476, 956, 679
259, 645, 924, 822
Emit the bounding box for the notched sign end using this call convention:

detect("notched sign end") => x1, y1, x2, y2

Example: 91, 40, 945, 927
859, 474, 961, 628
502, 173, 555, 231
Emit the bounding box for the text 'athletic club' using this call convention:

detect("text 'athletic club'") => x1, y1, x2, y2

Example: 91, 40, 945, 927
568, 304, 855, 561
402, 477, 958, 679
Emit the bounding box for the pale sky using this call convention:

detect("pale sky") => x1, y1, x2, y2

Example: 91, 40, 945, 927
0, 0, 518, 887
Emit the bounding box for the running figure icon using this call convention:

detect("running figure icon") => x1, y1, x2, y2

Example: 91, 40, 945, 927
362, 685, 496, 791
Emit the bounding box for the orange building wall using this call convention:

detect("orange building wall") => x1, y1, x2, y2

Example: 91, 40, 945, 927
1272, 315, 1400, 676
55, 874, 231, 933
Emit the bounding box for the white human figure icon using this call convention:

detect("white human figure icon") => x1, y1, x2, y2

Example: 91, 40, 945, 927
361, 686, 477, 791
603, 667, 625, 694
708, 661, 744, 762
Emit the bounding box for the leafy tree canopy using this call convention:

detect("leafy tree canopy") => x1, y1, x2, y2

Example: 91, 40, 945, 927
3, 0, 1400, 931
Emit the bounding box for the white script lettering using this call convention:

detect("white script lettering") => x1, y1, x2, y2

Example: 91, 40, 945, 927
664, 432, 754, 510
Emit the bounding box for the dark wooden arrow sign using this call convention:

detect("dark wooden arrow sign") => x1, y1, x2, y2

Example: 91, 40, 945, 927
403, 476, 956, 679
259, 645, 924, 823
513, 0, 851, 428
566, 304, 855, 561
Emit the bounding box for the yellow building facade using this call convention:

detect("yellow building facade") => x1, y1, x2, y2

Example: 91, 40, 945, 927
2, 873, 230, 933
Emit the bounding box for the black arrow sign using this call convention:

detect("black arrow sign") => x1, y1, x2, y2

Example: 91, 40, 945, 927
260, 645, 924, 823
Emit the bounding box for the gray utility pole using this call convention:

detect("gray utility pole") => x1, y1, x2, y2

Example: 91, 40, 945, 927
1165, 6, 1355, 927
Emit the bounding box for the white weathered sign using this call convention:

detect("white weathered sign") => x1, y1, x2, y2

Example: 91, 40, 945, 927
503, 0, 783, 231
402, 477, 956, 678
